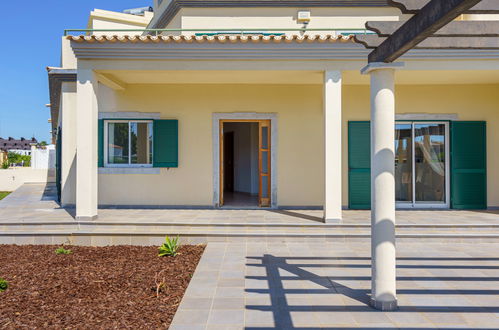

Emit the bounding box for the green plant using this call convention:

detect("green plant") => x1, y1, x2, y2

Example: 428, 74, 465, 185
1, 162, 8, 169
7, 152, 20, 164
0, 278, 8, 292
55, 247, 72, 255
7, 152, 30, 167
158, 235, 180, 257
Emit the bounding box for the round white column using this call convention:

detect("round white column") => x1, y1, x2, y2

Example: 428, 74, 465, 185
370, 67, 397, 311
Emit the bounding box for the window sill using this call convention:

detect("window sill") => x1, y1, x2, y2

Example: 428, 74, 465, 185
99, 167, 160, 174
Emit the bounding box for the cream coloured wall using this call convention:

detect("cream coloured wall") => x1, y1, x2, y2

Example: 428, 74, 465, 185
97, 84, 324, 206
169, 7, 406, 36
87, 9, 151, 36
92, 82, 498, 208
463, 14, 499, 21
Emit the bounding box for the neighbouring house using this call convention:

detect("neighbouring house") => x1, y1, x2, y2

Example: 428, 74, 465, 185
47, 1, 499, 221
0, 137, 38, 155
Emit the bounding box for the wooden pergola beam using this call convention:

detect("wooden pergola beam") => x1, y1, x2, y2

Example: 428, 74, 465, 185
357, 34, 499, 49
390, 0, 499, 14
366, 20, 499, 37
368, 0, 482, 63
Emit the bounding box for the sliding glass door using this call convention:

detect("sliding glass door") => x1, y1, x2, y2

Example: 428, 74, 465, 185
395, 122, 449, 208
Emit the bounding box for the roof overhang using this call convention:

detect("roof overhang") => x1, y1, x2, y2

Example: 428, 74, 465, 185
68, 34, 366, 60
67, 34, 499, 62
47, 67, 77, 138
148, 0, 389, 30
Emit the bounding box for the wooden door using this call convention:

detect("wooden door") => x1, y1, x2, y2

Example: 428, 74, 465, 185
220, 122, 225, 206
223, 131, 234, 192
258, 120, 271, 207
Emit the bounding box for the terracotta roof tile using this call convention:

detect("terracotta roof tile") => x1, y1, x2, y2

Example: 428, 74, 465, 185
67, 34, 355, 44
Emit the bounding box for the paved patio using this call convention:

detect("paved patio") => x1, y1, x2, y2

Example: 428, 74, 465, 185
1, 183, 498, 226
2, 184, 499, 328
1, 184, 498, 245
171, 241, 499, 329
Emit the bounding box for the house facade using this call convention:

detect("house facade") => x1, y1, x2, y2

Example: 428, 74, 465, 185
48, 1, 499, 221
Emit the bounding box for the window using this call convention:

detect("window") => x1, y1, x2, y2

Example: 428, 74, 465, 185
395, 121, 449, 208
105, 120, 153, 167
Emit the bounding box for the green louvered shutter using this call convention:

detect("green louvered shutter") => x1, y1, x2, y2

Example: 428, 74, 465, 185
451, 121, 486, 209
153, 120, 178, 168
348, 121, 371, 209
98, 119, 104, 167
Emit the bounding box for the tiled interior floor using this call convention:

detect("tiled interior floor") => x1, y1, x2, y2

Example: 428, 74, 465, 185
171, 242, 499, 329
1, 184, 498, 226
223, 191, 259, 207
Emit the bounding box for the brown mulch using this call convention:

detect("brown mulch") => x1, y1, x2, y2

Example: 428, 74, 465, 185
0, 244, 205, 329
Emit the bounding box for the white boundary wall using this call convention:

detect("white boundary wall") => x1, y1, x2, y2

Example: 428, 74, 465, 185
0, 168, 55, 191
31, 145, 56, 170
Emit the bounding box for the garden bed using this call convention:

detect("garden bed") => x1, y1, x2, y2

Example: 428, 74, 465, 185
0, 244, 205, 329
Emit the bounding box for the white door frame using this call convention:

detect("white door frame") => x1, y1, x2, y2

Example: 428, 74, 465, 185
212, 112, 278, 208
396, 121, 450, 209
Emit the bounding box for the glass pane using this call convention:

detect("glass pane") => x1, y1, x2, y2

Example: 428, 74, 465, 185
261, 175, 269, 198
395, 124, 412, 202
131, 122, 153, 164
414, 123, 446, 203
261, 126, 269, 149
261, 151, 269, 174
108, 123, 129, 164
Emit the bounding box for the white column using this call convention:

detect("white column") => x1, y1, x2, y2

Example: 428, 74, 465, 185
361, 62, 403, 311
324, 70, 342, 223
76, 68, 98, 220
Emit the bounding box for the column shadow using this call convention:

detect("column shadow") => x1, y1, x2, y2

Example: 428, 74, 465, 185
244, 254, 499, 329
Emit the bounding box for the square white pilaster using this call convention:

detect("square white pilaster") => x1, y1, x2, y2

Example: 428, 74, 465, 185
324, 70, 342, 223
76, 68, 98, 220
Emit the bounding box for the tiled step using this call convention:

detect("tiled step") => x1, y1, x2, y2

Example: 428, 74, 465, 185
1, 229, 499, 246
2, 221, 499, 237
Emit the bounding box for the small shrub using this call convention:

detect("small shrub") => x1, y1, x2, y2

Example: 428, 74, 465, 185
1, 162, 8, 169
55, 247, 72, 255
0, 278, 8, 292
158, 235, 180, 257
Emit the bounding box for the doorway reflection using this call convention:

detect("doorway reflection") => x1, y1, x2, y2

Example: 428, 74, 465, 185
395, 122, 448, 208
395, 124, 413, 203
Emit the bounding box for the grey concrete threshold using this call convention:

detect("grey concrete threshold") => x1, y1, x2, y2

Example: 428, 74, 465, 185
2, 231, 499, 239
1, 221, 499, 228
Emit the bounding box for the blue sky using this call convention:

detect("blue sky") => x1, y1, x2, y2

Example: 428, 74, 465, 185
0, 1, 151, 143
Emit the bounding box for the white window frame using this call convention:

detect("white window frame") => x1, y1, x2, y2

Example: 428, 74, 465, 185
104, 120, 154, 168
396, 121, 450, 209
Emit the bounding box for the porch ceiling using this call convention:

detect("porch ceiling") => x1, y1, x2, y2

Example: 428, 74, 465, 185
98, 69, 499, 85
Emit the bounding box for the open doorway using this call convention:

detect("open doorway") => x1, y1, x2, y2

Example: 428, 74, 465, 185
220, 120, 271, 207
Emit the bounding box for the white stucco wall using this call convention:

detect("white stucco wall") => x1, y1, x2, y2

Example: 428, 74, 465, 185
31, 146, 56, 169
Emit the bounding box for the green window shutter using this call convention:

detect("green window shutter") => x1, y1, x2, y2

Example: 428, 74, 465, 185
451, 121, 487, 209
98, 119, 104, 167
153, 120, 178, 168
348, 121, 371, 209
